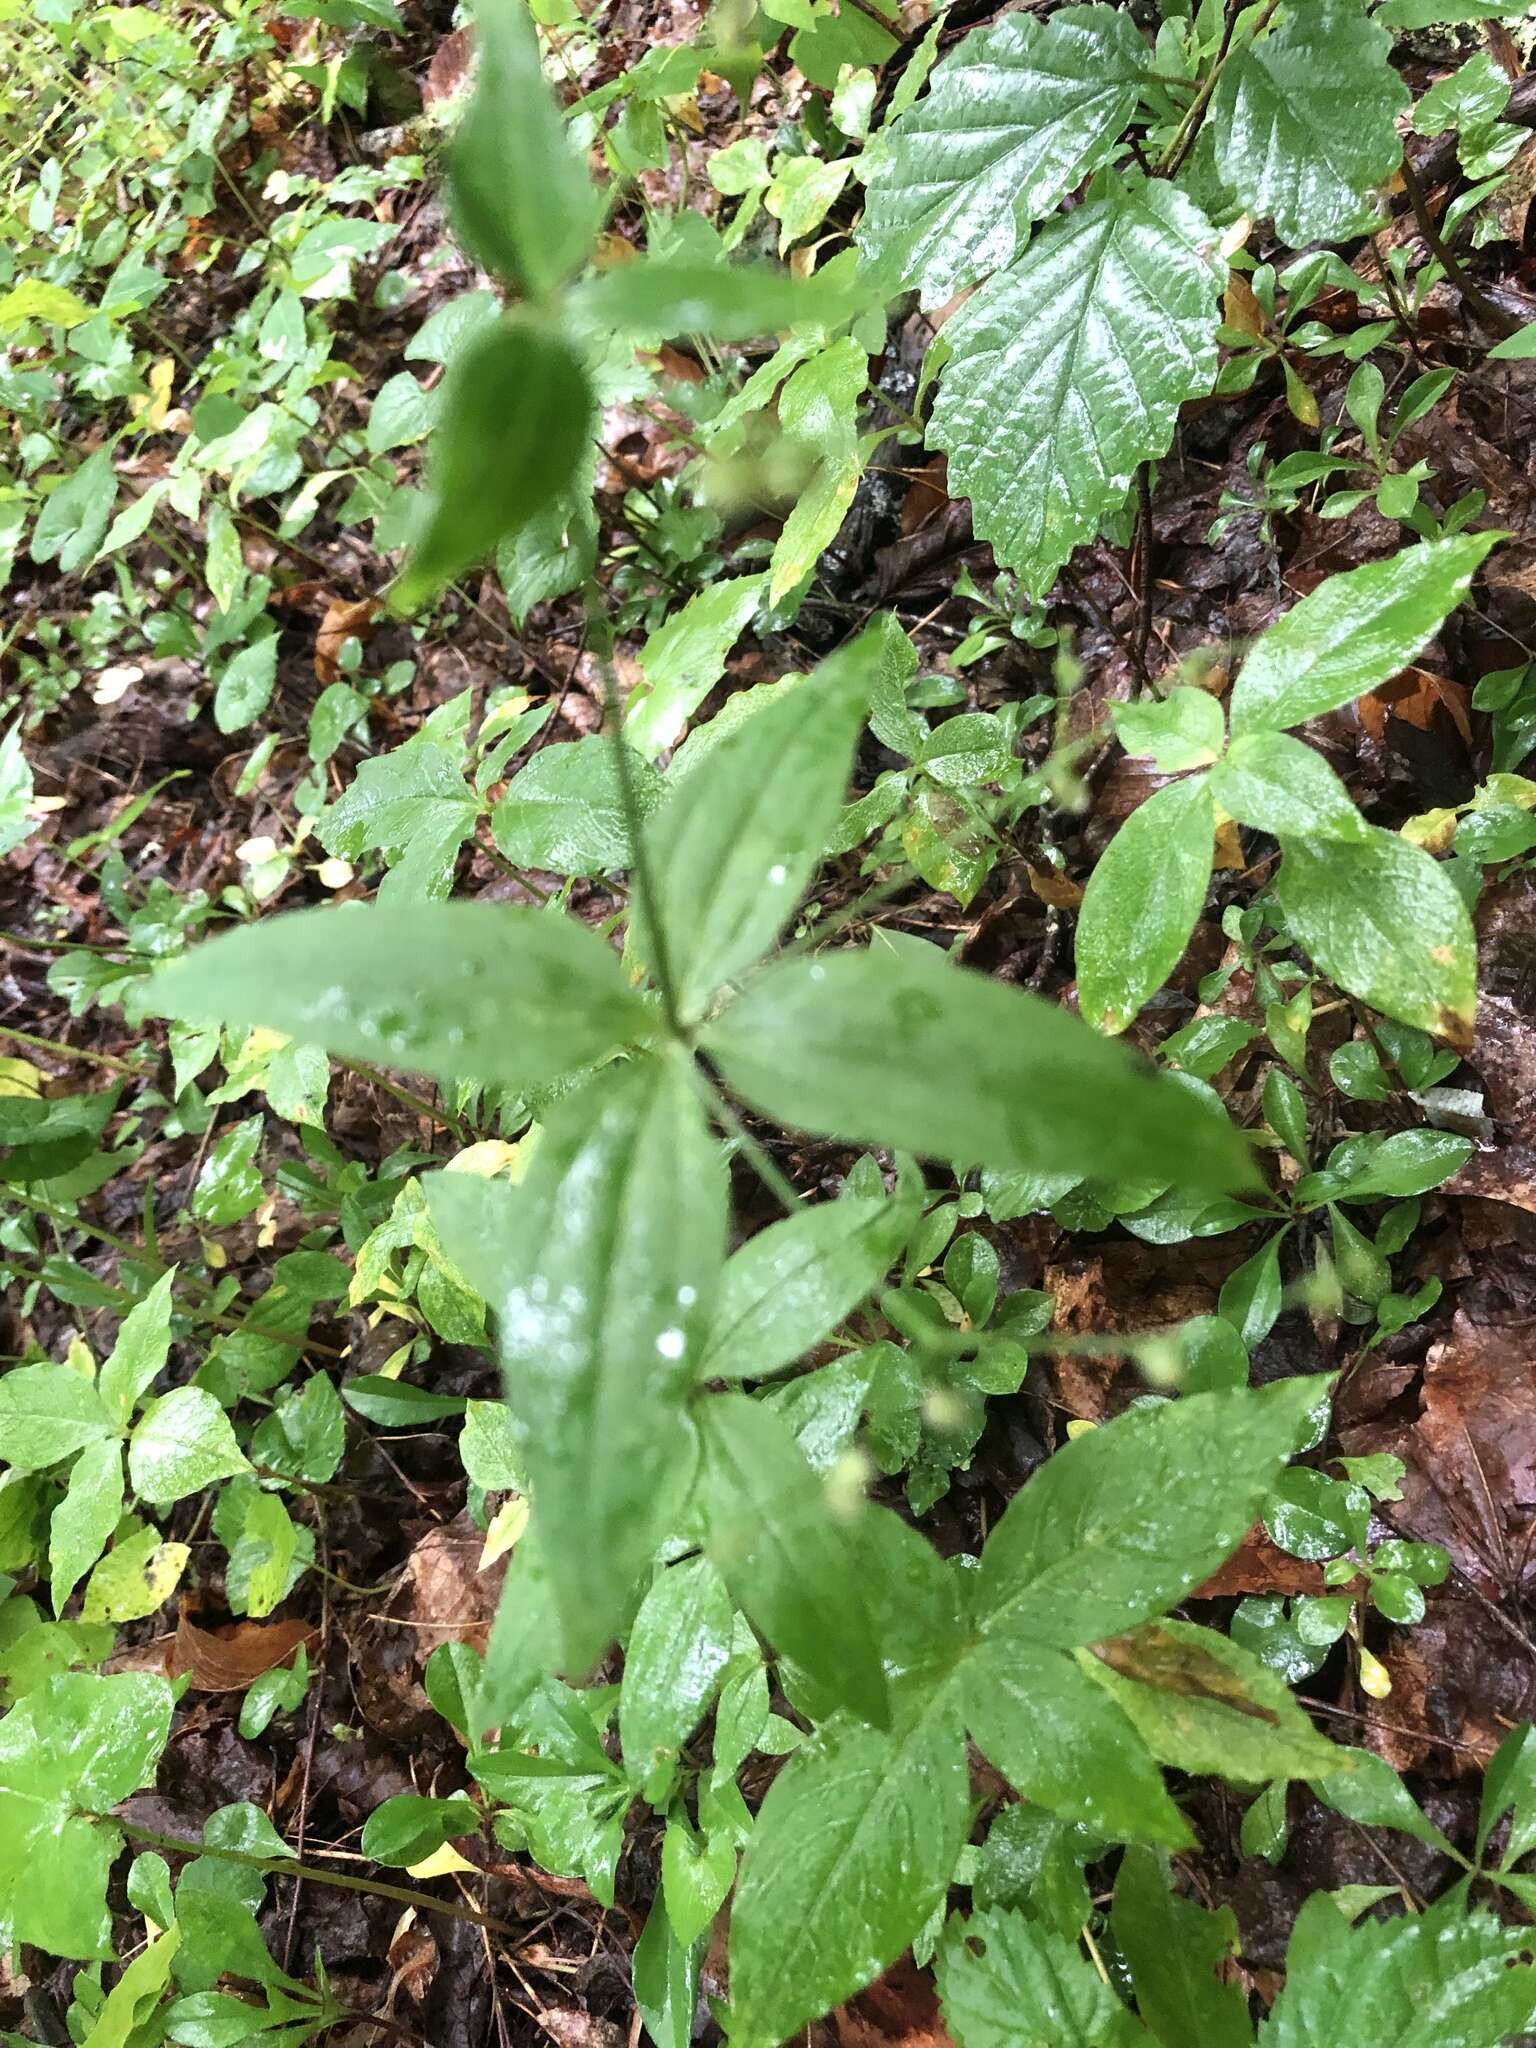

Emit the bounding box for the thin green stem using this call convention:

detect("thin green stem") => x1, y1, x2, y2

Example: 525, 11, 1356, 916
690, 1061, 803, 1219
0, 1022, 144, 1075
111, 1820, 525, 1942
586, 585, 685, 1040
1157, 0, 1280, 177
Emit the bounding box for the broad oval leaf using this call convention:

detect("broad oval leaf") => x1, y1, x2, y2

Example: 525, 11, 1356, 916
1274, 827, 1477, 1048
491, 737, 665, 877
1210, 732, 1367, 843
703, 939, 1254, 1194
1228, 535, 1499, 737
1076, 775, 1216, 1035
634, 625, 878, 1014
976, 1377, 1329, 1651
394, 321, 594, 612
727, 1696, 969, 2048
857, 4, 1149, 307
700, 1391, 890, 1730
444, 1057, 726, 1672
931, 176, 1222, 598
1213, 0, 1408, 247
149, 903, 652, 1096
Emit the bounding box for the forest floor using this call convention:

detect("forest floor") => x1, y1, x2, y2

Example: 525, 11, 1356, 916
7, 2, 1536, 2044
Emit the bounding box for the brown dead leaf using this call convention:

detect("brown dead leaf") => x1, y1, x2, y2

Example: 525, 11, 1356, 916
829, 1958, 954, 2048
1446, 1146, 1536, 1214
900, 456, 949, 537
425, 24, 475, 105
1223, 272, 1264, 341
1192, 1527, 1330, 1600
171, 1612, 315, 1692
315, 596, 380, 687
539, 2012, 624, 2048
1364, 1591, 1526, 1776
1356, 665, 1471, 746
1024, 862, 1083, 910
398, 1512, 506, 1655
1212, 818, 1246, 871
1495, 138, 1536, 244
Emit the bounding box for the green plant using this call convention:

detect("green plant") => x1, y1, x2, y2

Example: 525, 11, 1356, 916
7, 0, 1536, 2041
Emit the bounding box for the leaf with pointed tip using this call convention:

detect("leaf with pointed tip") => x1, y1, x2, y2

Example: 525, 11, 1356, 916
962, 1636, 1190, 1846
701, 1391, 889, 1729
977, 1379, 1329, 1652
464, 1058, 726, 1672
448, 0, 597, 300
394, 322, 594, 612
1112, 1848, 1249, 2048
697, 1194, 915, 1382
634, 626, 878, 1014
1228, 537, 1500, 737
931, 177, 1221, 599
703, 941, 1253, 1192
727, 1695, 969, 2048
858, 4, 1149, 307
1076, 776, 1215, 1035
1213, 0, 1407, 247
1275, 827, 1476, 1048
149, 904, 652, 1095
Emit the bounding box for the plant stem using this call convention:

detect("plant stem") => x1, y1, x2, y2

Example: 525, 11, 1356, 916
690, 1062, 803, 1218
0, 1022, 144, 1075
1158, 0, 1279, 178
340, 1057, 470, 1145
1398, 151, 1518, 338
111, 1820, 526, 1943
586, 586, 686, 1041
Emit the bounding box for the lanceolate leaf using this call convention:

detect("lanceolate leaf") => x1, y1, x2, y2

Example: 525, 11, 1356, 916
395, 321, 594, 612
727, 1696, 969, 2048
634, 626, 878, 1014
1228, 536, 1500, 736
480, 1057, 726, 1671
857, 4, 1149, 307
449, 0, 597, 300
1112, 1848, 1250, 2048
1076, 776, 1216, 1035
700, 1392, 890, 1729
702, 941, 1253, 1192
961, 1636, 1190, 1846
149, 903, 652, 1095
1213, 0, 1408, 247
976, 1379, 1328, 1651
1275, 827, 1477, 1048
697, 1194, 915, 1382
931, 176, 1222, 598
